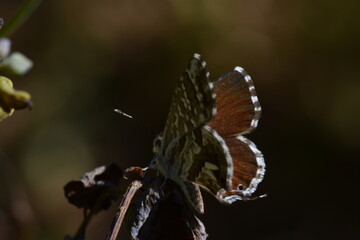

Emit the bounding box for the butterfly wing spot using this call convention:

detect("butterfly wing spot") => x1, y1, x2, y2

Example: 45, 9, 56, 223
196, 167, 218, 182
196, 92, 203, 101
254, 106, 261, 112
234, 66, 245, 73
193, 53, 201, 60
191, 53, 206, 69
198, 113, 206, 123
251, 119, 259, 129
173, 112, 179, 128
237, 184, 244, 190
251, 95, 259, 104
152, 135, 163, 153
244, 75, 252, 83
204, 161, 220, 170
183, 123, 188, 133
208, 81, 214, 89
190, 119, 196, 127
212, 106, 217, 116
176, 105, 184, 118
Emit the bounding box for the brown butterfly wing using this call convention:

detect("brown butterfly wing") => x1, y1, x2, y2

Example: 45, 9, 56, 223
208, 67, 265, 203
208, 67, 261, 136
218, 135, 265, 203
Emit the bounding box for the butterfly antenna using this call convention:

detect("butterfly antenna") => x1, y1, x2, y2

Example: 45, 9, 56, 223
114, 109, 158, 135
246, 193, 267, 201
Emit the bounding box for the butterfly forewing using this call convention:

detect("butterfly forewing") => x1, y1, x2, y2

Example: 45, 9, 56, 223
208, 67, 261, 137
161, 54, 215, 154
156, 54, 215, 213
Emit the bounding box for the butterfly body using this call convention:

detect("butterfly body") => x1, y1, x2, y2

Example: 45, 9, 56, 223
150, 54, 265, 213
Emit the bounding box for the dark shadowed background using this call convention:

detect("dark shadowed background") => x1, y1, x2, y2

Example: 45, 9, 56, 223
1, 0, 359, 239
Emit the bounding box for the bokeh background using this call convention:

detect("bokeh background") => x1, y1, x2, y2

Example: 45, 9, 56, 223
1, 0, 359, 239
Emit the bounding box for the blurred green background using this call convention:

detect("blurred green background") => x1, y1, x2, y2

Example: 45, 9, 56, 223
1, 0, 359, 239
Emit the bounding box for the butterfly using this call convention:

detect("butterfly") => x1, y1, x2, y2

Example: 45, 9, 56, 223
151, 53, 265, 213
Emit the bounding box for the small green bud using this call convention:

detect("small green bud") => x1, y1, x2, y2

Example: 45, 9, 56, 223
0, 76, 32, 119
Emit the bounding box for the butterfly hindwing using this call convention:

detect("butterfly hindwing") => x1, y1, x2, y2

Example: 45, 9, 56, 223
167, 125, 265, 206
218, 135, 265, 203
168, 126, 232, 195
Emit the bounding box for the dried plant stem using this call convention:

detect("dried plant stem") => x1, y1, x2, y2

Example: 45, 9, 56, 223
106, 180, 143, 240
71, 187, 123, 240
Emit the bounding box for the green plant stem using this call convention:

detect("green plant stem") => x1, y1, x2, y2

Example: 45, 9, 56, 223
0, 0, 42, 37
